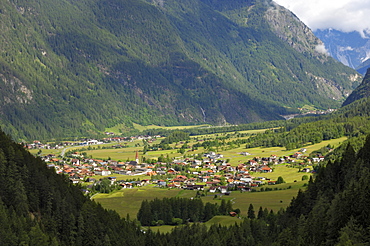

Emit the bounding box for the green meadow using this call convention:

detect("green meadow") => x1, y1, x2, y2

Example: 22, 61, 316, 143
105, 123, 211, 135
64, 136, 347, 165
93, 180, 308, 221
29, 126, 346, 165
132, 123, 211, 131
148, 216, 243, 234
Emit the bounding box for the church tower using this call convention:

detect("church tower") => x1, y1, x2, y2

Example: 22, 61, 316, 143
135, 150, 139, 164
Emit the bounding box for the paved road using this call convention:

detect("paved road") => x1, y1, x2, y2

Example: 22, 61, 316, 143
60, 146, 79, 157
60, 142, 111, 157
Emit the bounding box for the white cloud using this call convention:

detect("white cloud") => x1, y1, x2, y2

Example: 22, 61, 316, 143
274, 0, 370, 37
315, 44, 329, 55
339, 46, 354, 51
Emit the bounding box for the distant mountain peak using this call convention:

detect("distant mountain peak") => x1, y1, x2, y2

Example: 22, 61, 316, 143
314, 28, 370, 74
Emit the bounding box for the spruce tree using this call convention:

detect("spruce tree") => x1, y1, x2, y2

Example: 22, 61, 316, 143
248, 204, 255, 219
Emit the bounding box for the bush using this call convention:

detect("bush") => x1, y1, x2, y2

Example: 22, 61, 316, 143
302, 175, 309, 181
172, 218, 183, 225
276, 176, 286, 184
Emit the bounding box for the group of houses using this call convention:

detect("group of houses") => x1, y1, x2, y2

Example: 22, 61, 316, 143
24, 134, 160, 150
41, 148, 318, 194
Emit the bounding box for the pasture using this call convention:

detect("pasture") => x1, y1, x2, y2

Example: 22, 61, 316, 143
65, 136, 347, 166
148, 216, 243, 234
93, 180, 308, 221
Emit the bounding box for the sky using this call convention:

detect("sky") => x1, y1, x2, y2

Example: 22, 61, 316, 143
274, 0, 370, 37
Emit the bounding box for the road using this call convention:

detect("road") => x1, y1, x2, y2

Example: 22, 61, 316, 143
60, 146, 79, 157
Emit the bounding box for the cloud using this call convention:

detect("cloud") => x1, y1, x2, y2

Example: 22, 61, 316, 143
339, 46, 354, 51
315, 44, 329, 55
274, 0, 370, 37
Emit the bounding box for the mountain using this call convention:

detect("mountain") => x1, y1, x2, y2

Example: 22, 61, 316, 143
0, 0, 361, 140
314, 28, 370, 74
356, 58, 370, 75
343, 68, 370, 106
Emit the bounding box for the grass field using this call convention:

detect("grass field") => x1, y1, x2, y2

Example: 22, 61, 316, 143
45, 136, 346, 167
132, 123, 211, 131
147, 216, 243, 234
87, 136, 347, 163
93, 180, 308, 221
93, 186, 187, 218
105, 123, 211, 134
29, 126, 347, 164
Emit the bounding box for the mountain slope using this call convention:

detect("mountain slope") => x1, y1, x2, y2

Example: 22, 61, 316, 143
356, 58, 370, 75
0, 0, 361, 140
343, 68, 370, 106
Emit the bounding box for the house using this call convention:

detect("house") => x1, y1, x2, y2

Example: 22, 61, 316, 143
260, 166, 272, 173
206, 181, 216, 187
107, 177, 117, 184
158, 180, 167, 187
218, 186, 228, 194
302, 168, 311, 173
176, 175, 188, 180
201, 176, 210, 182
167, 169, 176, 174
240, 177, 252, 183
115, 170, 131, 175
209, 186, 217, 193
70, 178, 80, 184
94, 170, 111, 176
120, 183, 132, 189
186, 184, 204, 190
238, 186, 251, 192
229, 211, 237, 217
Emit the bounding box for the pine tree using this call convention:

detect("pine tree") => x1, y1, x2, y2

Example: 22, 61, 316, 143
248, 204, 255, 219
257, 206, 266, 220
137, 200, 152, 226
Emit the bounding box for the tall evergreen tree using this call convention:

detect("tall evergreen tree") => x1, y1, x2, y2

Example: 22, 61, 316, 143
248, 204, 255, 219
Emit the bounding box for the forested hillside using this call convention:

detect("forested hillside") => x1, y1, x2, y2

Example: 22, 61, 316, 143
0, 0, 361, 140
0, 129, 149, 245
343, 68, 370, 106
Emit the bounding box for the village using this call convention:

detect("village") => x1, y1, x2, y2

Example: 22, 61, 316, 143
26, 135, 321, 195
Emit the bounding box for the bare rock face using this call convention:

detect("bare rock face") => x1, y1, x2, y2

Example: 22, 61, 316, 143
265, 2, 328, 59
0, 73, 33, 106
265, 1, 362, 102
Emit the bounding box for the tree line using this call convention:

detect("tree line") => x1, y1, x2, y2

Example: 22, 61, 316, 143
137, 197, 235, 226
